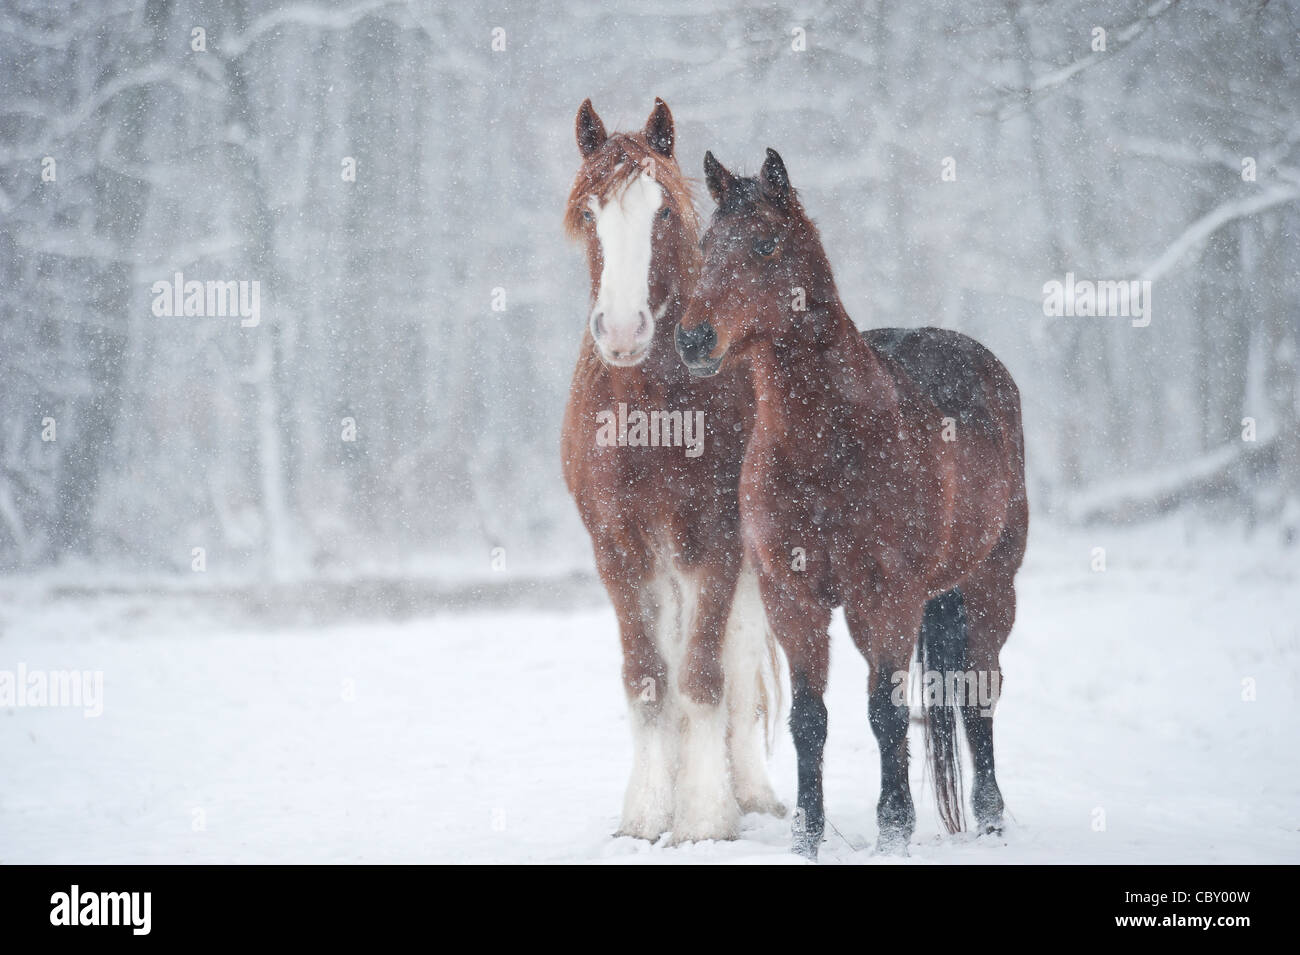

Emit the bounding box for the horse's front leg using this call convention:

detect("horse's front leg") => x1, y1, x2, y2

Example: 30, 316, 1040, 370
595, 544, 677, 842
670, 555, 744, 844
757, 566, 831, 859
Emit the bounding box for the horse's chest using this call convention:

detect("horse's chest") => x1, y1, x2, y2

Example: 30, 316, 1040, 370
572, 404, 744, 543
744, 429, 931, 593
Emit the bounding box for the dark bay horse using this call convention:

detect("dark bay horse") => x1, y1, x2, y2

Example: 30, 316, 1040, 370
561, 100, 783, 842
675, 148, 1028, 857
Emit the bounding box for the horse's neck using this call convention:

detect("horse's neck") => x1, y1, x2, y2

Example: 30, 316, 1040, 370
754, 306, 898, 439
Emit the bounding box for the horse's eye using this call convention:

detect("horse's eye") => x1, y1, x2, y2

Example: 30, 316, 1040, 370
582, 210, 594, 223
659, 207, 671, 221
753, 237, 777, 256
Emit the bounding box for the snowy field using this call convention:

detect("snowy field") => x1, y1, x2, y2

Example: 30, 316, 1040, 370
1, 522, 1297, 865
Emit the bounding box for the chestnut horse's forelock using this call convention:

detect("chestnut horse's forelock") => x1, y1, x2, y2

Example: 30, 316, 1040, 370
564, 132, 700, 251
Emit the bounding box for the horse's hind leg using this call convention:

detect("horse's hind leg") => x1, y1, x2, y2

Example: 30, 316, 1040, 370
959, 521, 1025, 835
846, 596, 927, 855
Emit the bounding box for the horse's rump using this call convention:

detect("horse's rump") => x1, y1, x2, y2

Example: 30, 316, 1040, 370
864, 324, 1028, 593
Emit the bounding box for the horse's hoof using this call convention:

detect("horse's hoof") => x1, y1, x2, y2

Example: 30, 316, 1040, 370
792, 832, 822, 860
875, 828, 912, 856
973, 800, 1005, 838
738, 793, 787, 818
971, 781, 1004, 834
615, 817, 670, 842
665, 824, 739, 847
667, 794, 741, 845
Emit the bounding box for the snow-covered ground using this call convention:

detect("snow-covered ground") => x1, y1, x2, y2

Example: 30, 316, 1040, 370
1, 521, 1297, 864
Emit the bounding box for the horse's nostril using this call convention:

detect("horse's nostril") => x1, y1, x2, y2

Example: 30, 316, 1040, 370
636, 312, 649, 336
593, 312, 606, 337
675, 320, 717, 360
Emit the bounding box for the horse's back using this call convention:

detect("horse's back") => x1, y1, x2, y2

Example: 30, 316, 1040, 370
862, 327, 1018, 424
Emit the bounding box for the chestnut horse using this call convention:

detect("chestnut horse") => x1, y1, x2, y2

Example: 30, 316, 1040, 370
561, 100, 783, 842
676, 148, 1028, 858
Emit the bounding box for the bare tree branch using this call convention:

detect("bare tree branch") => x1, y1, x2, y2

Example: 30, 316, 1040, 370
1142, 183, 1300, 280
1122, 134, 1300, 186
0, 64, 212, 164
1030, 0, 1179, 94
220, 0, 407, 58
996, 0, 1182, 119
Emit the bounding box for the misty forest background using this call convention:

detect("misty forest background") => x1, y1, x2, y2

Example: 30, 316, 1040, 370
1, 0, 1297, 583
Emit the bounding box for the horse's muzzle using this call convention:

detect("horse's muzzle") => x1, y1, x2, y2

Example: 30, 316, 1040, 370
675, 320, 722, 377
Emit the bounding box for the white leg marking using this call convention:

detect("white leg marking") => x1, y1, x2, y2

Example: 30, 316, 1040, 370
672, 695, 741, 843
619, 698, 678, 840
724, 559, 786, 817
618, 568, 681, 840
622, 558, 762, 843
665, 563, 741, 843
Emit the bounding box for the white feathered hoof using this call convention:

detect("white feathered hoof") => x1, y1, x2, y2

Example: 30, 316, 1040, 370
668, 699, 741, 844
616, 813, 671, 843
617, 776, 674, 842
736, 783, 786, 818
667, 795, 741, 845
728, 709, 784, 817
617, 703, 677, 841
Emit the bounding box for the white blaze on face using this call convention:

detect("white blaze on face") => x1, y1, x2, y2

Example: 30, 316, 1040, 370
589, 169, 664, 366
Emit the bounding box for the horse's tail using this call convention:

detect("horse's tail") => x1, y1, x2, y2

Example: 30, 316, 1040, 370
758, 609, 783, 753
918, 588, 967, 834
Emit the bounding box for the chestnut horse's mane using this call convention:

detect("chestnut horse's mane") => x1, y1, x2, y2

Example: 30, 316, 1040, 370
564, 131, 701, 256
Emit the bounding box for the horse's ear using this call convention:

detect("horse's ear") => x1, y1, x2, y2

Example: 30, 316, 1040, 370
704, 150, 734, 205
576, 99, 607, 157
760, 147, 791, 206
645, 97, 674, 158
